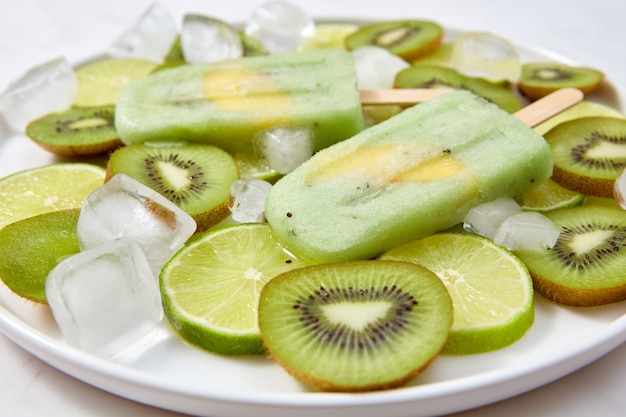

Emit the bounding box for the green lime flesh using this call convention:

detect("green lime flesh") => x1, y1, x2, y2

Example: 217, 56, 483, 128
258, 260, 452, 391
0, 209, 80, 303
514, 205, 626, 306
160, 223, 310, 356
380, 233, 534, 355
519, 178, 585, 212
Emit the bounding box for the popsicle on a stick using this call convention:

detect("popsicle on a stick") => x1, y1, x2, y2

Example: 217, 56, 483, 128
265, 88, 583, 263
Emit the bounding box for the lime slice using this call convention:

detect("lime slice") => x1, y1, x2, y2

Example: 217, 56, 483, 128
233, 152, 281, 183
297, 23, 359, 51
519, 178, 585, 212
0, 163, 105, 231
533, 100, 626, 136
73, 58, 157, 107
159, 223, 310, 355
380, 232, 534, 354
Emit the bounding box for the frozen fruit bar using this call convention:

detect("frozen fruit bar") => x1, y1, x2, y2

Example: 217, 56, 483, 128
265, 89, 553, 263
114, 49, 365, 154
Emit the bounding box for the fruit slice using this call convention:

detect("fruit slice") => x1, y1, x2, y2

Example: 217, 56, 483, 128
514, 205, 626, 306
233, 152, 281, 183
0, 209, 80, 303
106, 142, 239, 232
297, 23, 359, 51
258, 260, 452, 391
159, 223, 310, 356
545, 116, 626, 198
380, 233, 534, 354
73, 58, 158, 107
394, 65, 523, 113
518, 62, 604, 101
533, 100, 626, 136
26, 105, 120, 156
0, 163, 106, 230
518, 178, 585, 212
345, 20, 443, 61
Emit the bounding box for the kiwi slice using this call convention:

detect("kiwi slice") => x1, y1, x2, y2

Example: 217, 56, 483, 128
345, 20, 443, 61
394, 65, 523, 113
0, 209, 80, 303
514, 205, 626, 306
258, 260, 453, 392
545, 116, 626, 198
106, 142, 239, 232
518, 62, 604, 101
26, 106, 121, 156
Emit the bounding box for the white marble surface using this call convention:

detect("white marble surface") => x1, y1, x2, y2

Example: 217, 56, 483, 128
0, 0, 625, 416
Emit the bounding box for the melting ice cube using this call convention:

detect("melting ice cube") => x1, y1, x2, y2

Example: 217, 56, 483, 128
76, 174, 196, 275
0, 57, 77, 133
493, 211, 560, 250
230, 177, 273, 223
45, 238, 162, 357
463, 197, 523, 239
253, 125, 314, 174
351, 46, 410, 89
245, 0, 315, 54
180, 13, 243, 64
108, 2, 178, 62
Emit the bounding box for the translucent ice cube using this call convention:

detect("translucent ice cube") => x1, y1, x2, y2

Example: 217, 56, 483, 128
180, 13, 243, 64
253, 125, 314, 174
451, 31, 522, 83
351, 46, 410, 89
230, 177, 273, 223
45, 238, 162, 357
0, 56, 77, 133
76, 174, 197, 275
107, 2, 178, 63
245, 0, 315, 54
463, 197, 523, 239
493, 211, 560, 251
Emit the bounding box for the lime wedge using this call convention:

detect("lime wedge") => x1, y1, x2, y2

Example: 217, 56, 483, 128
233, 152, 281, 183
73, 58, 157, 107
159, 223, 310, 355
380, 232, 534, 354
519, 178, 585, 212
0, 163, 105, 231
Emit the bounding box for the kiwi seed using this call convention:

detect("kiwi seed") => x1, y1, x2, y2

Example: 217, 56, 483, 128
26, 106, 121, 156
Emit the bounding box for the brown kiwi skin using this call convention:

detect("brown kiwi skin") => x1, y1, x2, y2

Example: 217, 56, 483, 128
551, 166, 615, 198
531, 273, 626, 307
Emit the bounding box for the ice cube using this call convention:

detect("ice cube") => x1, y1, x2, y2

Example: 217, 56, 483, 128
463, 197, 523, 239
493, 211, 561, 251
0, 57, 77, 133
245, 0, 315, 54
253, 125, 314, 174
45, 238, 162, 357
76, 174, 197, 275
229, 177, 273, 223
351, 46, 410, 89
180, 14, 243, 64
107, 3, 178, 63
451, 31, 521, 83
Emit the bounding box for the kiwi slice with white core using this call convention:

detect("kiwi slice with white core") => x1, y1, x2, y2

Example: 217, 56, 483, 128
26, 106, 120, 156
258, 260, 452, 392
106, 142, 238, 231
0, 209, 80, 303
515, 205, 626, 306
518, 62, 604, 101
345, 20, 443, 61
545, 116, 626, 198
394, 65, 522, 113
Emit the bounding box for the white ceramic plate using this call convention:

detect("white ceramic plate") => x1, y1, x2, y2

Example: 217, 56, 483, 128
0, 27, 625, 417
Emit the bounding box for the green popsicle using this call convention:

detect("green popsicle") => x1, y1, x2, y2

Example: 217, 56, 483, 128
114, 49, 365, 154
265, 89, 555, 263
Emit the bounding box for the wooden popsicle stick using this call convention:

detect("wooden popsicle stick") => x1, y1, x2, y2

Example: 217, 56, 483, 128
359, 87, 584, 128
513, 87, 584, 127
359, 88, 454, 105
